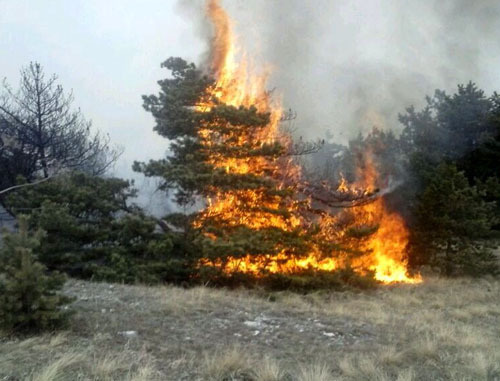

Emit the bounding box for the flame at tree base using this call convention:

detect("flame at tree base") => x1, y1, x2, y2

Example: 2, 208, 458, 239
201, 196, 422, 285
352, 198, 422, 284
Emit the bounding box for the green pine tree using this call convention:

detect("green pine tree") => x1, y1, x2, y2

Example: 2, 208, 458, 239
6, 172, 174, 283
134, 57, 353, 285
398, 83, 500, 274
460, 107, 500, 228
0, 216, 72, 333
410, 161, 498, 275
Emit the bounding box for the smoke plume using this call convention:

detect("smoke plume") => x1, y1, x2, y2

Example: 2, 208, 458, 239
178, 0, 500, 142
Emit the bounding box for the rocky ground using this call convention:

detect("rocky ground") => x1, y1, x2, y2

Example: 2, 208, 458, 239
1, 276, 500, 380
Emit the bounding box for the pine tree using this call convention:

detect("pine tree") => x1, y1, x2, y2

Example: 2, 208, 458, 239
398, 83, 500, 274
134, 58, 317, 279
0, 62, 120, 189
0, 216, 72, 333
6, 172, 174, 283
460, 104, 500, 228
399, 82, 497, 162
409, 162, 498, 275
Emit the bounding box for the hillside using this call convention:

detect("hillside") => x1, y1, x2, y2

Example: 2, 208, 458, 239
1, 277, 499, 380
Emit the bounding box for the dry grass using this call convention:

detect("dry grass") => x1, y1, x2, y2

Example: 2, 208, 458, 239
296, 362, 334, 381
1, 276, 499, 380
30, 352, 85, 381
0, 333, 159, 380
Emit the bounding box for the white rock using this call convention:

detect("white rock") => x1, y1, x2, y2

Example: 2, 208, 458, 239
244, 320, 260, 328
322, 332, 336, 338
118, 330, 138, 338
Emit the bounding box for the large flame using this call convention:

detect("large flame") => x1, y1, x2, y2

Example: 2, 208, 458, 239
349, 154, 422, 283
195, 0, 421, 284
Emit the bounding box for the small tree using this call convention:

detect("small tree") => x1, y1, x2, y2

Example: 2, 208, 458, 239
135, 58, 313, 275
0, 216, 71, 333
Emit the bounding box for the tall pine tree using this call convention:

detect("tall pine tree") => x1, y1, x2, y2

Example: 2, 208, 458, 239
134, 58, 316, 278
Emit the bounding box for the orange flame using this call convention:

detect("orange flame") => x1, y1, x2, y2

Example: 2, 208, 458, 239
195, 0, 421, 284
349, 153, 421, 283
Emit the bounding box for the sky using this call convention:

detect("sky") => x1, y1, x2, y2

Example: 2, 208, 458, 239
2, 0, 500, 211
0, 0, 206, 210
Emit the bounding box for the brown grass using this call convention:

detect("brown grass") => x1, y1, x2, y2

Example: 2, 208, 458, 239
1, 276, 499, 380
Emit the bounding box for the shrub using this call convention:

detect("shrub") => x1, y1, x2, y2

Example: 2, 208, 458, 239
0, 217, 72, 333
198, 266, 378, 291
5, 172, 176, 284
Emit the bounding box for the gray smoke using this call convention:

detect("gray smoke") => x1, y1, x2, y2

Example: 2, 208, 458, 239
179, 0, 500, 143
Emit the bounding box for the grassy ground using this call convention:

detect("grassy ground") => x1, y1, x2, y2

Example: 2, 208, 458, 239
1, 276, 499, 380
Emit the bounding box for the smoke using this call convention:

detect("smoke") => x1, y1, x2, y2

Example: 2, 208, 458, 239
178, 0, 500, 142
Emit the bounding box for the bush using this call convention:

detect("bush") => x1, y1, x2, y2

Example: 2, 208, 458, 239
5, 172, 176, 284
0, 217, 72, 333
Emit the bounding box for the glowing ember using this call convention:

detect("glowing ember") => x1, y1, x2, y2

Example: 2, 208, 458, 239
195, 0, 421, 284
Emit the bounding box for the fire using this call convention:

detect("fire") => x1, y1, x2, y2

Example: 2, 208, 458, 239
337, 175, 350, 193
195, 0, 421, 284
348, 154, 422, 283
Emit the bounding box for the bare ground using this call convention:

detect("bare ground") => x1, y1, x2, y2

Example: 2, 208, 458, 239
1, 276, 500, 380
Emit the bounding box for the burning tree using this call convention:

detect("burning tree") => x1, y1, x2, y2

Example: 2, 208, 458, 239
136, 0, 420, 285
135, 55, 323, 279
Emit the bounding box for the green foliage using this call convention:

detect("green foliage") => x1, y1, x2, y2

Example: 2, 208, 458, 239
195, 225, 314, 263
135, 58, 278, 208
199, 267, 377, 291
409, 161, 498, 275
460, 123, 500, 227
399, 82, 497, 161
134, 57, 214, 206
6, 172, 175, 284
0, 217, 72, 333
395, 83, 500, 276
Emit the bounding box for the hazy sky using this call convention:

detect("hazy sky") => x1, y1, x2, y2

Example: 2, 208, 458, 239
1, 0, 204, 209
2, 0, 500, 210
